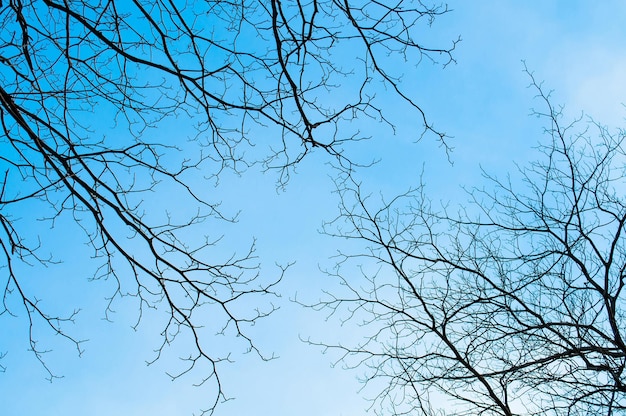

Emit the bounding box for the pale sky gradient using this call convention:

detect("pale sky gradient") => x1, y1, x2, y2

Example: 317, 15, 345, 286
2, 2, 626, 415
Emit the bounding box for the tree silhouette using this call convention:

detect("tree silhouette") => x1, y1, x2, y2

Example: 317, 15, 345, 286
317, 73, 626, 415
0, 1, 456, 412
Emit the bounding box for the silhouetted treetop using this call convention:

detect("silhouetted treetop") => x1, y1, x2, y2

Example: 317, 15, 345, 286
0, 1, 455, 414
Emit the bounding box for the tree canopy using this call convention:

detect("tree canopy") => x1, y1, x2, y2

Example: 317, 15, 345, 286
317, 73, 626, 415
3, 2, 625, 416
0, 1, 455, 413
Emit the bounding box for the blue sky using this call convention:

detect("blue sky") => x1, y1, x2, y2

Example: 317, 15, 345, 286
2, 1, 626, 415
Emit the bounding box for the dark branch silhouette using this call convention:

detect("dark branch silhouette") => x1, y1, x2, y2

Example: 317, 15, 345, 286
0, 1, 455, 413
315, 71, 626, 415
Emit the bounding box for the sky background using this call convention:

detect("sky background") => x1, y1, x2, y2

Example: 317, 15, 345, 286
2, 1, 626, 415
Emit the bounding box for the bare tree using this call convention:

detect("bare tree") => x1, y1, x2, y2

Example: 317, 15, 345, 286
317, 73, 626, 415
0, 0, 456, 413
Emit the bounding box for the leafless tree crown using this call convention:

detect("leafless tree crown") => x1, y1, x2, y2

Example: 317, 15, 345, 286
0, 0, 455, 413
317, 74, 626, 415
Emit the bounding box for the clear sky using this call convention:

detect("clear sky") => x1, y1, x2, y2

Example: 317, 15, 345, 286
2, 1, 626, 415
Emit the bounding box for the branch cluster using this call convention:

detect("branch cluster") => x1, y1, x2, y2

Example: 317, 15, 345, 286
0, 1, 454, 412
319, 77, 626, 415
